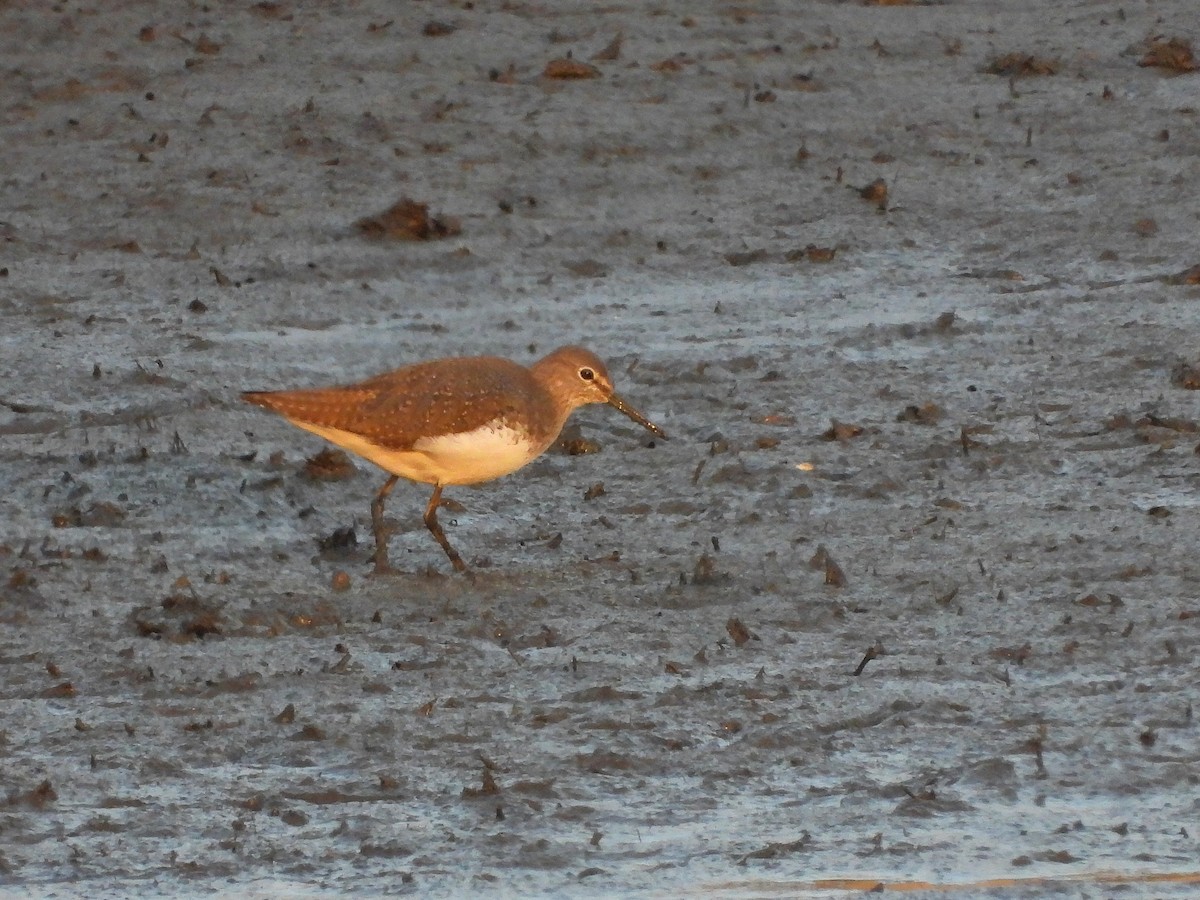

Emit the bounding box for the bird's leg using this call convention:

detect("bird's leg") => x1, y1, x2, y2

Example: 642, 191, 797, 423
424, 483, 468, 574
370, 475, 400, 574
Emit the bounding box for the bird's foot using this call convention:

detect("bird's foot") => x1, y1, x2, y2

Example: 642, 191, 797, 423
369, 545, 399, 576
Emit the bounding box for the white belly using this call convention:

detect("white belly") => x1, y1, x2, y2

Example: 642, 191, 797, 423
292, 421, 542, 486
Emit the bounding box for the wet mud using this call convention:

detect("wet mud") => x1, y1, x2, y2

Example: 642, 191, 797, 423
2, 1, 1200, 897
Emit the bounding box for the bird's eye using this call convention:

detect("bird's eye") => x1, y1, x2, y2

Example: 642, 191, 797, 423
579, 367, 595, 381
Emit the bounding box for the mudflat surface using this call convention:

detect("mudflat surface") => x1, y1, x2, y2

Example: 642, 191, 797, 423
3, 1, 1200, 897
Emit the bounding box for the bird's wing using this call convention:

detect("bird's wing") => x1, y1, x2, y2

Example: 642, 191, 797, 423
245, 357, 546, 451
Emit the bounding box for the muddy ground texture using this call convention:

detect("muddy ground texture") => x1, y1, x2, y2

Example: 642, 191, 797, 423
3, 1, 1200, 897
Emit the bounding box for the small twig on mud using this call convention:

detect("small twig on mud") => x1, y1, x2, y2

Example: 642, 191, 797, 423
852, 643, 881, 676
935, 584, 960, 606
736, 832, 811, 865
1027, 726, 1048, 779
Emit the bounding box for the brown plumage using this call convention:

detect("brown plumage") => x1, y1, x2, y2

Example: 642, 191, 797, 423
243, 345, 666, 574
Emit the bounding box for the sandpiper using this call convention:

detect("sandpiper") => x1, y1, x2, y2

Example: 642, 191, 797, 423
243, 345, 667, 574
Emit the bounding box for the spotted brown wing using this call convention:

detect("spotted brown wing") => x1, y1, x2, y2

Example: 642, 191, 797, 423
243, 356, 556, 451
